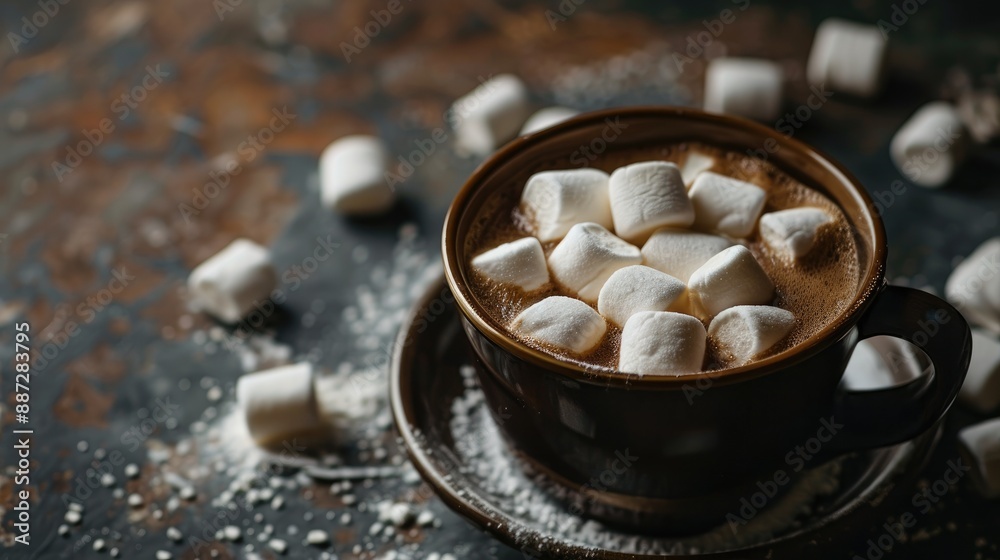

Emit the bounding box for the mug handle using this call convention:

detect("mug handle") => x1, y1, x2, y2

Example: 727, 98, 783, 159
826, 285, 972, 453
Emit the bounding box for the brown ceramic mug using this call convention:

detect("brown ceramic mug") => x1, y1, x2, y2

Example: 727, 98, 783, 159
441, 107, 972, 534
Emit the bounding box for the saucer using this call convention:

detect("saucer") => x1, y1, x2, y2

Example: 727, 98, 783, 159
390, 276, 941, 559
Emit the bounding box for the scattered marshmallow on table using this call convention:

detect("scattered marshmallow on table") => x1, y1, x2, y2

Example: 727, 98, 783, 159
511, 296, 606, 355
703, 58, 784, 121
709, 305, 795, 366
471, 237, 550, 292
959, 330, 1000, 413
759, 207, 833, 259
890, 102, 969, 188
597, 265, 687, 327
520, 168, 613, 242
688, 245, 775, 319
608, 161, 694, 243
548, 222, 642, 302
841, 337, 922, 391
807, 18, 887, 98
188, 239, 278, 324
237, 362, 322, 447
520, 106, 580, 135
679, 152, 715, 187
945, 237, 1000, 336
450, 74, 531, 157
958, 417, 1000, 499
319, 135, 394, 215
619, 311, 707, 375
689, 172, 767, 238
641, 228, 733, 283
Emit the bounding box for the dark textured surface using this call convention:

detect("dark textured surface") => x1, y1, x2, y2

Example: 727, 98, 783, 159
0, 0, 998, 558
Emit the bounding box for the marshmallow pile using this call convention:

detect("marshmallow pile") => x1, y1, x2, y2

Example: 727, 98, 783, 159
471, 161, 836, 375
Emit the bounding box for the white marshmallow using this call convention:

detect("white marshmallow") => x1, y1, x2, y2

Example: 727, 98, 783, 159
619, 311, 707, 375
946, 238, 1000, 336
597, 265, 687, 327
759, 207, 834, 259
703, 58, 784, 121
689, 172, 767, 238
608, 161, 694, 243
688, 245, 774, 319
548, 223, 642, 302
641, 228, 733, 283
471, 237, 549, 292
958, 418, 1000, 499
520, 168, 613, 242
451, 74, 532, 157
842, 337, 923, 391
708, 305, 795, 366
319, 135, 394, 215
188, 239, 278, 324
890, 102, 969, 188
807, 18, 887, 98
237, 363, 322, 447
519, 106, 580, 135
511, 296, 606, 355
679, 152, 716, 187
959, 330, 1000, 413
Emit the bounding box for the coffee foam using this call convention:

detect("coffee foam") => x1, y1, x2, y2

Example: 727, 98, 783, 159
464, 142, 862, 373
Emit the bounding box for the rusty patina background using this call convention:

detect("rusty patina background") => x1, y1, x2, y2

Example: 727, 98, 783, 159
1, 0, 999, 558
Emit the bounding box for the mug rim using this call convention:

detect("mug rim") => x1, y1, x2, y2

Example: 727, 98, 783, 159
442, 106, 887, 388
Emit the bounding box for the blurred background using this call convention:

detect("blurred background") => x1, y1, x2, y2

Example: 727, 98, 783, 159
1, 0, 999, 558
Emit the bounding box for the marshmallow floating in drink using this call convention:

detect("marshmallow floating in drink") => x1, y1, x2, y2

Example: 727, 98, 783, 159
619, 311, 707, 375
520, 106, 580, 135
688, 245, 775, 319
471, 237, 550, 292
188, 239, 278, 323
609, 161, 694, 244
946, 237, 1000, 336
548, 222, 642, 302
679, 152, 716, 187
237, 362, 322, 447
959, 330, 1000, 413
703, 58, 784, 121
958, 417, 1000, 499
709, 305, 795, 366
890, 102, 969, 188
689, 172, 767, 238
511, 296, 607, 355
641, 228, 733, 283
451, 74, 532, 157
320, 135, 394, 215
597, 265, 687, 327
759, 207, 834, 259
520, 168, 613, 242
807, 18, 887, 98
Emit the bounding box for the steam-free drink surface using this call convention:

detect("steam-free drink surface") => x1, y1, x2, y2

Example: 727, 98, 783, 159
464, 142, 862, 372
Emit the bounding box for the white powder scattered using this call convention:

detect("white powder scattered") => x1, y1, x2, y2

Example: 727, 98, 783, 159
445, 365, 842, 555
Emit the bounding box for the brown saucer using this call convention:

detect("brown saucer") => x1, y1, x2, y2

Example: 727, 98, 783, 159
390, 276, 941, 559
